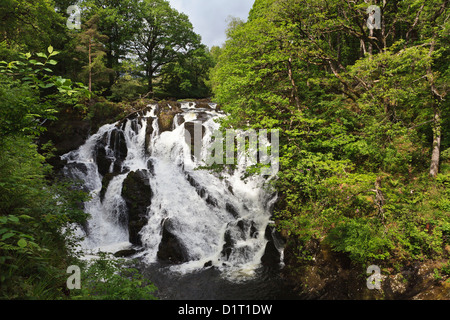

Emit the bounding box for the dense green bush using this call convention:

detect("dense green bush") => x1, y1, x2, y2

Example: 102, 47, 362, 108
70, 253, 158, 300
0, 135, 89, 299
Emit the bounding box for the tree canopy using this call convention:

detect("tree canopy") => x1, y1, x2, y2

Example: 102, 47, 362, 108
212, 0, 450, 267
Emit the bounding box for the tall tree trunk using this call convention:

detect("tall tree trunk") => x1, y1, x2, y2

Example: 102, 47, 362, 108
430, 107, 441, 178
88, 38, 92, 93
147, 68, 153, 97
427, 39, 445, 178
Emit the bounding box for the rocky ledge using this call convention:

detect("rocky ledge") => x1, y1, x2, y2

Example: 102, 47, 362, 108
282, 240, 450, 300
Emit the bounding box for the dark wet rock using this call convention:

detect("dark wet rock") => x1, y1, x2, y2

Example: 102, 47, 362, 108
186, 174, 203, 193
114, 248, 138, 258
129, 117, 141, 135
143, 104, 160, 116
95, 141, 110, 176
185, 174, 218, 207
99, 172, 118, 202
146, 158, 155, 175
157, 219, 189, 264
95, 129, 128, 176
225, 203, 239, 219
110, 129, 128, 162
220, 219, 261, 262
64, 162, 90, 177
176, 114, 185, 127
195, 112, 212, 123
204, 261, 213, 268
145, 118, 155, 152
261, 239, 281, 267
221, 229, 234, 260
236, 219, 258, 239
261, 225, 283, 267
205, 195, 218, 207
184, 122, 206, 141
121, 170, 152, 246
184, 122, 206, 159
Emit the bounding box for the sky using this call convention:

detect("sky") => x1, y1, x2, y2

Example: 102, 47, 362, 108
167, 0, 255, 49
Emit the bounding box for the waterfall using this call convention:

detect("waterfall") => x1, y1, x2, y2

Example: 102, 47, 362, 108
62, 102, 283, 280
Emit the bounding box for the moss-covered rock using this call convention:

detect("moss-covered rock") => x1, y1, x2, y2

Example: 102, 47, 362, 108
158, 112, 176, 133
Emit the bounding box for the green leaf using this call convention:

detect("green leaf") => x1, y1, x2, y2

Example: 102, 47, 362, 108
8, 216, 19, 223
49, 51, 60, 57
39, 83, 55, 89
36, 52, 47, 59
48, 46, 54, 54
47, 60, 58, 65
2, 233, 15, 241
17, 239, 27, 248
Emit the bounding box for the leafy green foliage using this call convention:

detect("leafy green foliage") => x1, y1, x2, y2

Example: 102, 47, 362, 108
0, 48, 91, 299
160, 46, 214, 99
70, 253, 158, 300
0, 48, 90, 138
0, 135, 89, 299
212, 0, 450, 269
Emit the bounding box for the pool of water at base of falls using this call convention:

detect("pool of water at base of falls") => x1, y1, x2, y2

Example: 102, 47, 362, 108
138, 260, 298, 300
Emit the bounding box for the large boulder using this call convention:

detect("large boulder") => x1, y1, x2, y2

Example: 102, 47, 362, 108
121, 170, 152, 246
261, 225, 284, 267
157, 218, 189, 264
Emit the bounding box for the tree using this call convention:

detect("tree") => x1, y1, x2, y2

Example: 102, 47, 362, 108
0, 0, 67, 59
159, 45, 214, 99
75, 14, 111, 92
129, 0, 202, 96
79, 0, 142, 91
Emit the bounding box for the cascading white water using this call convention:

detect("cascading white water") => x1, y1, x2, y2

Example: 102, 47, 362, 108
62, 102, 281, 280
